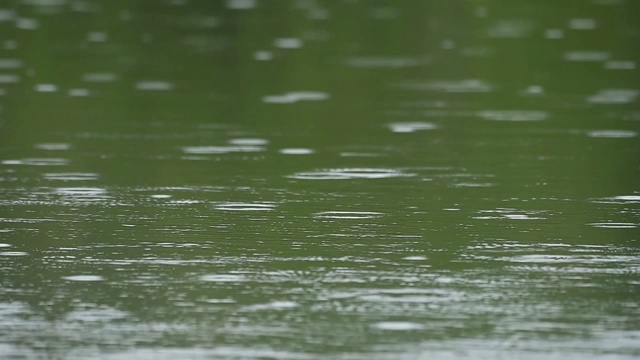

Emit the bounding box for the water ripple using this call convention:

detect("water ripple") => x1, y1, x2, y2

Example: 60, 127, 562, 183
182, 145, 265, 154
315, 211, 384, 220
2, 158, 70, 166
387, 122, 438, 133
44, 173, 99, 181
262, 91, 328, 104
214, 202, 276, 211
476, 110, 548, 121
288, 168, 408, 180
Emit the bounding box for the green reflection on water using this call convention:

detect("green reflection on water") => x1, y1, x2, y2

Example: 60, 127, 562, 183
1, 1, 639, 359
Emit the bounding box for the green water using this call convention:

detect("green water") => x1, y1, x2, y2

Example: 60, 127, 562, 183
1, 1, 639, 359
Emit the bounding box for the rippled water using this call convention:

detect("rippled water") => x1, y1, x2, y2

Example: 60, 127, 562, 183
1, 0, 639, 359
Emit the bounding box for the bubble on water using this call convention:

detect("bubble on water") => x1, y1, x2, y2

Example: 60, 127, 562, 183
214, 202, 276, 211
586, 130, 636, 138
477, 110, 548, 121
314, 211, 383, 220
288, 168, 407, 180
0, 243, 11, 247
63, 275, 105, 281
388, 122, 438, 133
150, 194, 172, 199
371, 321, 425, 331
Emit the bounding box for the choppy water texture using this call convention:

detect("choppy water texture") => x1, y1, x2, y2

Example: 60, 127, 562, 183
1, 1, 639, 359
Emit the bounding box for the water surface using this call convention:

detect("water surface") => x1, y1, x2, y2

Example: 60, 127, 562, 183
1, 1, 639, 359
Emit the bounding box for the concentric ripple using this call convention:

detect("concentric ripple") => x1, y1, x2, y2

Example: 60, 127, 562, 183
314, 211, 384, 220
288, 168, 407, 180
213, 202, 276, 211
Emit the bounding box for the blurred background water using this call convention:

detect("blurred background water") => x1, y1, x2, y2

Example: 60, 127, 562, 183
0, 0, 639, 359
